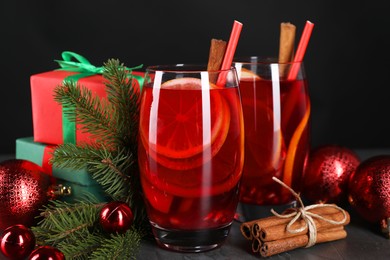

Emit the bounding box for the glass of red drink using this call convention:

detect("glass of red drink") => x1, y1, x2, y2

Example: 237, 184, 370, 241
234, 57, 310, 216
138, 64, 244, 252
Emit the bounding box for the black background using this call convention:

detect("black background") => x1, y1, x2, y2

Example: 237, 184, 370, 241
1, 0, 389, 154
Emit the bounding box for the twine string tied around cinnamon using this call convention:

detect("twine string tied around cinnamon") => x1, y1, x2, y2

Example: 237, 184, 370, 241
270, 177, 348, 247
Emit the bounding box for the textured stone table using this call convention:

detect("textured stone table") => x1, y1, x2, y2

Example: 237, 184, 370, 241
1, 150, 390, 259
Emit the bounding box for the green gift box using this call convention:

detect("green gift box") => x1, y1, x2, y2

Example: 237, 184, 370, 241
16, 137, 107, 202
16, 137, 97, 185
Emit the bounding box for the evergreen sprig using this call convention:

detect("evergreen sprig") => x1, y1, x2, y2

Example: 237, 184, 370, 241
89, 230, 142, 260
50, 144, 133, 201
54, 81, 115, 148
32, 197, 105, 259
34, 59, 146, 259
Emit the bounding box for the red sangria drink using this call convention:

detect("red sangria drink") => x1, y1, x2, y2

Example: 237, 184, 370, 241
138, 65, 244, 252
234, 57, 310, 207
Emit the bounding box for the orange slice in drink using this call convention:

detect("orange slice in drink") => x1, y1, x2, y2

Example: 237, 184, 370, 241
238, 67, 261, 81
139, 77, 230, 170
283, 99, 311, 187
141, 178, 173, 213
241, 98, 285, 176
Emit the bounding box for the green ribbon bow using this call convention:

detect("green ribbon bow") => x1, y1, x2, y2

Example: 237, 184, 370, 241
55, 51, 144, 144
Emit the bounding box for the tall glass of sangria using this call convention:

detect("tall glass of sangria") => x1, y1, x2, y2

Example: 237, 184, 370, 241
234, 57, 310, 218
138, 64, 244, 252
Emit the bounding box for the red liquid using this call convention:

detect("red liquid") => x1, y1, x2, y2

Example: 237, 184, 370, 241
239, 77, 310, 205
138, 85, 244, 230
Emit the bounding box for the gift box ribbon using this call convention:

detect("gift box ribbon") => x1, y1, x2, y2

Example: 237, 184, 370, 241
42, 145, 56, 175
55, 51, 144, 144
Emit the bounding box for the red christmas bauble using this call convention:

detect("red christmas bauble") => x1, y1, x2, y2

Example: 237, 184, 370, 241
28, 246, 65, 260
99, 201, 134, 233
348, 155, 390, 223
0, 224, 36, 260
0, 159, 54, 230
302, 145, 361, 204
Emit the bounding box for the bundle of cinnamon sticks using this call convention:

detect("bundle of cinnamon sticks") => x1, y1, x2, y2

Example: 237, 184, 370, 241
240, 204, 350, 257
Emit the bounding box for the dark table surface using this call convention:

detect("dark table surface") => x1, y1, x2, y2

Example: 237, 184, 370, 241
1, 149, 390, 259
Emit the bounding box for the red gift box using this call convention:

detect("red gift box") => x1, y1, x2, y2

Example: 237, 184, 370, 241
30, 52, 143, 145
31, 70, 107, 145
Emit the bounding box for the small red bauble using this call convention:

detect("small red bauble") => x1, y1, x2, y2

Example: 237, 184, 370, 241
302, 145, 361, 204
0, 159, 53, 230
0, 224, 36, 260
28, 246, 65, 260
348, 155, 390, 223
99, 201, 134, 233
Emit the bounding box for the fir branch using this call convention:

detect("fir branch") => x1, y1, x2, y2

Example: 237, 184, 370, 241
87, 147, 134, 201
51, 143, 146, 225
89, 229, 142, 260
53, 80, 119, 148
51, 143, 135, 202
57, 234, 103, 260
32, 198, 105, 259
50, 143, 102, 170
42, 58, 147, 259
102, 59, 141, 151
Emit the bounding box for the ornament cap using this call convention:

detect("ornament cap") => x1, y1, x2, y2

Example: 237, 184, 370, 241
380, 218, 390, 239
48, 184, 72, 199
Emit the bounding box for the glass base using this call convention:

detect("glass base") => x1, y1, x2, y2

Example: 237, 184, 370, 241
150, 222, 232, 253
235, 201, 297, 223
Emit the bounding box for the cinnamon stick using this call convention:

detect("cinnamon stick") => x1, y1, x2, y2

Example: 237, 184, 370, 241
207, 39, 227, 71
278, 22, 296, 76
242, 204, 342, 239
260, 210, 350, 242
240, 219, 258, 240
251, 236, 262, 253
260, 226, 347, 257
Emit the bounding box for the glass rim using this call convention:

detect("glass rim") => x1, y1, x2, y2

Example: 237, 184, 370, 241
145, 64, 236, 73
233, 56, 304, 65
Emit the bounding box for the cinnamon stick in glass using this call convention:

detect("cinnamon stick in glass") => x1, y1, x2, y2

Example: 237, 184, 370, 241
207, 38, 227, 70
207, 38, 227, 81
278, 22, 296, 77
260, 210, 350, 242
260, 226, 347, 257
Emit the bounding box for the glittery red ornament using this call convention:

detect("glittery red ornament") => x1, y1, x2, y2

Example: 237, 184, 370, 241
28, 246, 65, 260
0, 159, 56, 230
302, 145, 361, 204
99, 201, 134, 233
0, 224, 36, 260
348, 155, 390, 224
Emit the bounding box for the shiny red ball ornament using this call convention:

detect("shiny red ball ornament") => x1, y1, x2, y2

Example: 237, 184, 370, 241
302, 145, 361, 204
348, 155, 390, 224
0, 224, 36, 260
0, 159, 54, 230
28, 246, 65, 260
99, 201, 134, 233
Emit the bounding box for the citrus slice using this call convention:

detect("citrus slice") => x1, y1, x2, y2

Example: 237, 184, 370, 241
239, 68, 261, 80
283, 99, 311, 187
161, 77, 217, 89
140, 77, 230, 162
241, 98, 285, 175
141, 159, 243, 198
141, 178, 173, 213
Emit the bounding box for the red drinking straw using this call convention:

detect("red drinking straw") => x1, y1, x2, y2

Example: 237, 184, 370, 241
220, 20, 243, 70
217, 20, 243, 86
287, 20, 314, 80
